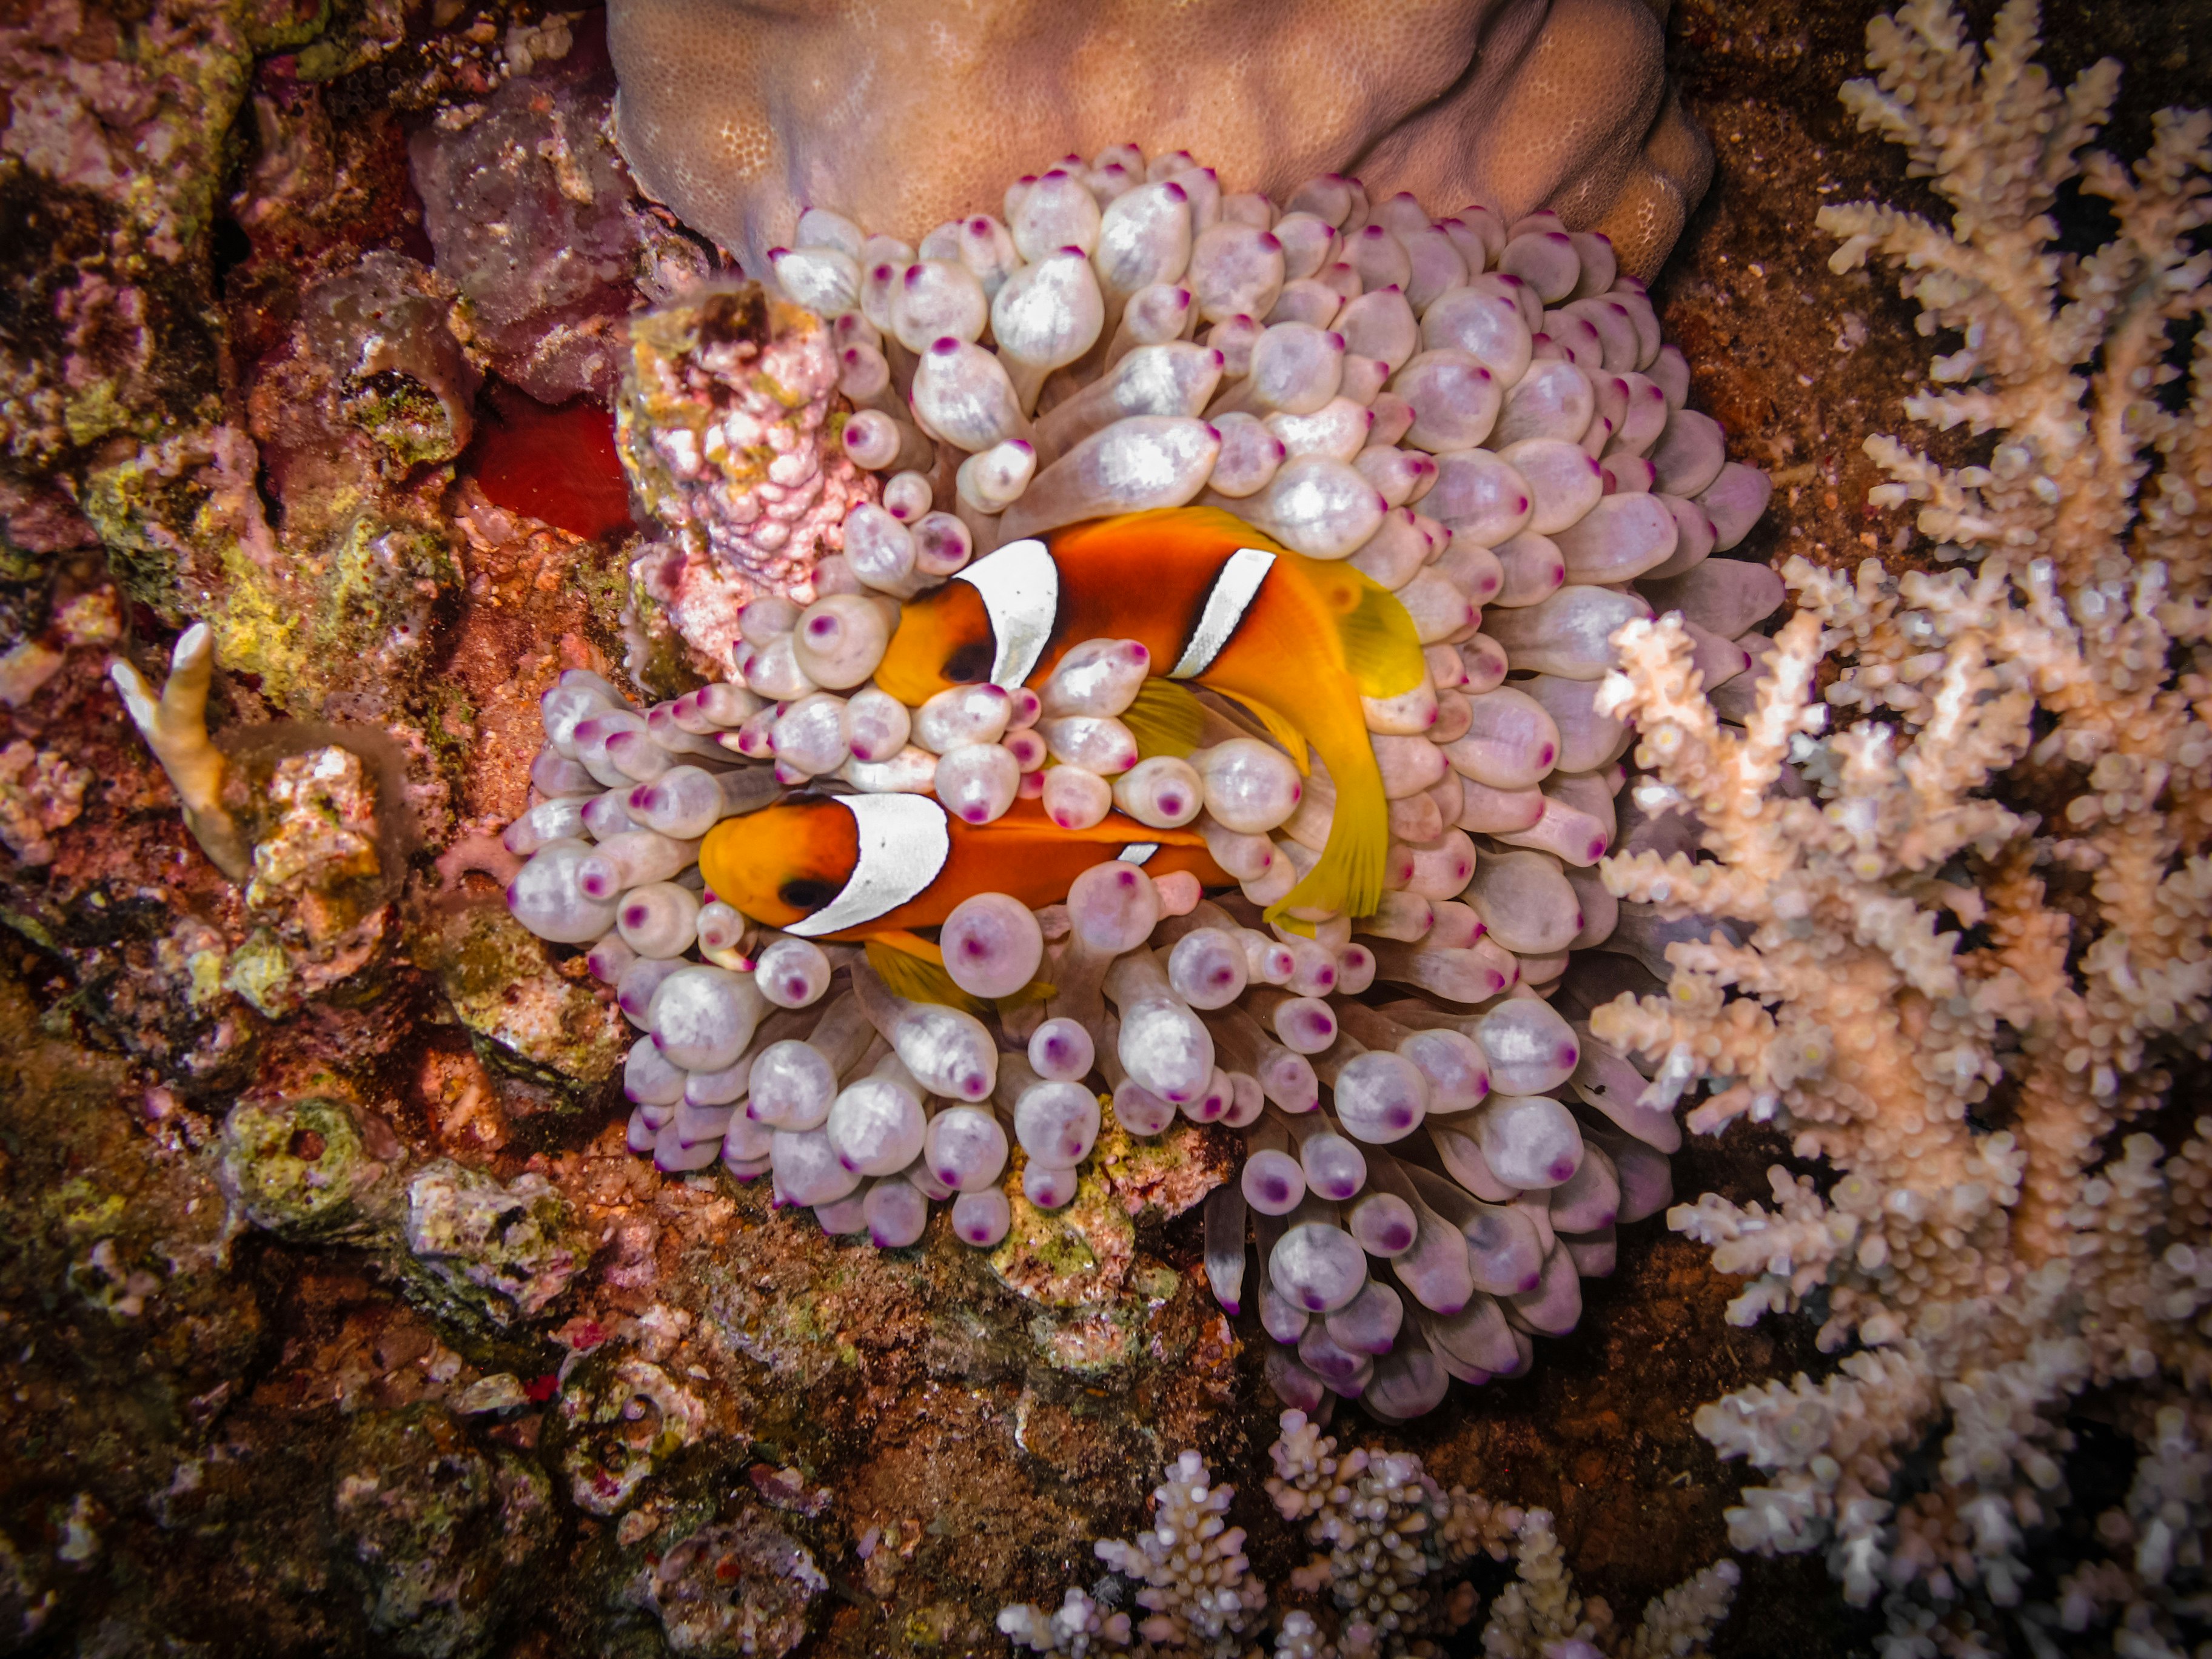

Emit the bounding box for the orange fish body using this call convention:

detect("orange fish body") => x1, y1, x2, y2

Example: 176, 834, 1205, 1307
699, 793, 1224, 942
874, 507, 1424, 919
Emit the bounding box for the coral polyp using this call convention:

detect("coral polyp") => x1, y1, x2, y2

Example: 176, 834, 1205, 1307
501, 144, 1775, 1419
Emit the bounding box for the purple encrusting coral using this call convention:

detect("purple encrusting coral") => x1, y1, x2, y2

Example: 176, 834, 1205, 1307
618, 290, 879, 679
408, 32, 714, 406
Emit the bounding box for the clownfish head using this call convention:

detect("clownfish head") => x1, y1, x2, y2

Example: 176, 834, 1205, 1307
873, 580, 997, 706
698, 797, 861, 928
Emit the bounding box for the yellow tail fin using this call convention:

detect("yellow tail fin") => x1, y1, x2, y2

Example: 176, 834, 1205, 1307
1284, 550, 1427, 697
1266, 748, 1389, 925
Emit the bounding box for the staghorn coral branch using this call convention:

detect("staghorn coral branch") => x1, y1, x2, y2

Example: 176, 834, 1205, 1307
1612, 3, 2212, 1647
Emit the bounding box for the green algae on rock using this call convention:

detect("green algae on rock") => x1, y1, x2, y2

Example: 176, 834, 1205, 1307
412, 899, 629, 1102
398, 1160, 585, 1330
989, 1151, 1135, 1312
988, 1117, 1232, 1312
83, 426, 461, 718
301, 252, 480, 470
987, 1118, 1237, 1376
554, 1350, 714, 1516
220, 1090, 583, 1330
330, 1403, 557, 1659
218, 1092, 392, 1242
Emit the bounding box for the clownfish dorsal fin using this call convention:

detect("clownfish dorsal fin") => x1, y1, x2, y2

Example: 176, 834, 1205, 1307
1327, 566, 1429, 699
1122, 678, 1204, 759
863, 935, 990, 1016
1212, 691, 1310, 775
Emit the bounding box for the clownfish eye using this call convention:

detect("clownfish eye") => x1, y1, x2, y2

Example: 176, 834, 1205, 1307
778, 877, 841, 911
943, 640, 993, 684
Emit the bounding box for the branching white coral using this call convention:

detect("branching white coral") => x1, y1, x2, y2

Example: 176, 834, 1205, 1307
1092, 1451, 1268, 1657
1478, 1507, 1738, 1659
1587, 2, 2212, 1649
999, 1412, 1735, 1658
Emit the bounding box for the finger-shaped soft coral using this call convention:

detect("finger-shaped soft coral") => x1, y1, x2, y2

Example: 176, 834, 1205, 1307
605, 0, 1709, 281
110, 622, 252, 882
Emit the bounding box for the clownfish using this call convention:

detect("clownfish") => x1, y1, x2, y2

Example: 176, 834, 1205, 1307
874, 506, 1425, 920
699, 790, 1225, 953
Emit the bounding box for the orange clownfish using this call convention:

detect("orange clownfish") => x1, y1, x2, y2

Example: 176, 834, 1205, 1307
698, 793, 1225, 950
873, 506, 1426, 920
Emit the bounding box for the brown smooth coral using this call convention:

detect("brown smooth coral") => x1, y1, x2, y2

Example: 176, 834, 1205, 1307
605, 0, 1711, 278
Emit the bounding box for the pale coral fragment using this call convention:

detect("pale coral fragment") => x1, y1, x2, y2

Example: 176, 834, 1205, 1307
109, 623, 251, 881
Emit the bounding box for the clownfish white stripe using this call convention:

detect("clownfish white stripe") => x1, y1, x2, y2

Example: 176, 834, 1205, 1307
954, 538, 1059, 689
1169, 546, 1275, 680
1118, 842, 1160, 865
784, 794, 951, 938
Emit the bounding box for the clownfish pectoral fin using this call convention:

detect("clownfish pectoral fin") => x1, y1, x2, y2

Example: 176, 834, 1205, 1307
1214, 691, 1310, 775
863, 936, 992, 1016
873, 929, 945, 964
1334, 575, 1428, 699
1267, 784, 1389, 925
1123, 679, 1205, 759
993, 977, 1057, 1017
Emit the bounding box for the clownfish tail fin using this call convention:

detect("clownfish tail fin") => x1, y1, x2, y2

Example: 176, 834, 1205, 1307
863, 936, 992, 1016
1267, 777, 1388, 926
1336, 579, 1427, 699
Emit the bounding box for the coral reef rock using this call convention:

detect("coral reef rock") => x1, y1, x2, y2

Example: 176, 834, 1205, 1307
409, 36, 713, 404
633, 1508, 825, 1657
331, 1404, 557, 1658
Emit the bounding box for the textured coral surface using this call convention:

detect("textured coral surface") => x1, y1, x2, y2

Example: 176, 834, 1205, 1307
605, 0, 1714, 283
2, 0, 2207, 1655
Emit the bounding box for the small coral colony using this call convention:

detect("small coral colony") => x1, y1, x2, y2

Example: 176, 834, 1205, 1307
477, 139, 1777, 1423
